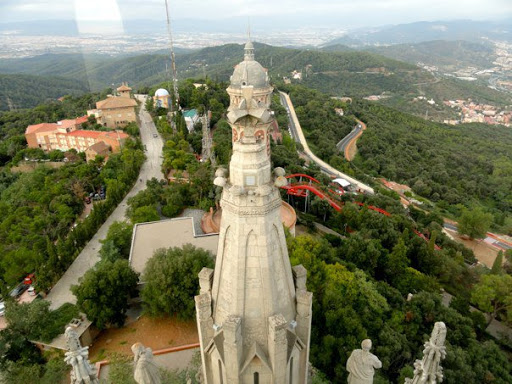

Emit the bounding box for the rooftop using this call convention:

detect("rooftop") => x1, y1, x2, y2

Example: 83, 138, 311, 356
96, 96, 137, 110
117, 84, 132, 92
67, 130, 103, 139
183, 109, 198, 118
87, 141, 111, 154
129, 217, 218, 275
26, 122, 58, 135
33, 315, 92, 351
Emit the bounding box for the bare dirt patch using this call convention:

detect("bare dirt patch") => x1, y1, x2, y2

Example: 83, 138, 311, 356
89, 316, 198, 362
445, 229, 498, 268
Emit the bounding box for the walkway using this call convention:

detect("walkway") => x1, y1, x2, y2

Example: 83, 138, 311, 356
46, 95, 164, 309
279, 91, 374, 195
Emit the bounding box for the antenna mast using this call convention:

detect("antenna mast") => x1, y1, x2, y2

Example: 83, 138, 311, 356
164, 0, 180, 112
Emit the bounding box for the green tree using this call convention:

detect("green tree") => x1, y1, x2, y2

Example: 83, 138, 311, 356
100, 221, 134, 258
471, 274, 512, 325
141, 244, 214, 319
130, 205, 160, 224
458, 207, 493, 240
72, 259, 139, 329
491, 251, 503, 275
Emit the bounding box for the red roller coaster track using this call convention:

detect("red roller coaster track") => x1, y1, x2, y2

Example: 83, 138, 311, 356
281, 174, 440, 250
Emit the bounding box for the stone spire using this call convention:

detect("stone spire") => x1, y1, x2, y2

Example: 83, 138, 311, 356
405, 322, 447, 384
64, 326, 99, 384
195, 42, 312, 384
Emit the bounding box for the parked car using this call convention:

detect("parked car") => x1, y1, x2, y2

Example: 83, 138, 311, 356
28, 286, 36, 296
9, 283, 28, 298
0, 301, 5, 317
85, 196, 91, 204
153, 133, 158, 138
24, 273, 35, 285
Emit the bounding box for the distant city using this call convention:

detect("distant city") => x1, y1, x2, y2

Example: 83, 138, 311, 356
0, 28, 347, 58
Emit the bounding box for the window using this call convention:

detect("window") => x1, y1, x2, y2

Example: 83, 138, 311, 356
218, 360, 223, 384
289, 357, 293, 384
245, 175, 256, 186
254, 372, 259, 384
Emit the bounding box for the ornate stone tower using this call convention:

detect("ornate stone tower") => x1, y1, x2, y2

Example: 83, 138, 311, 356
195, 42, 312, 384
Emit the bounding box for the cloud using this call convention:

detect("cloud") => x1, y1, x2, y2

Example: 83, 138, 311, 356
0, 0, 511, 27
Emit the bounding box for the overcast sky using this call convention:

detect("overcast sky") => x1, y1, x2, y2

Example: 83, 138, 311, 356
1, 0, 511, 29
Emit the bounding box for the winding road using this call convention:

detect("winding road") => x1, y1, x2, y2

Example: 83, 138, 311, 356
46, 95, 164, 309
337, 119, 366, 161
279, 91, 374, 195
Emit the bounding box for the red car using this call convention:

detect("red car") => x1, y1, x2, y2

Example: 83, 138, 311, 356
24, 273, 35, 285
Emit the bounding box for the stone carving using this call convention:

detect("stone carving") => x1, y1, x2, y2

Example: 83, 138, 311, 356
346, 339, 382, 384
131, 342, 161, 384
64, 326, 99, 384
405, 322, 447, 384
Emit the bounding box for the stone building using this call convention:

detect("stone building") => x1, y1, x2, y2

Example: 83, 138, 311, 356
85, 141, 111, 162
88, 96, 137, 129
195, 41, 312, 384
117, 83, 132, 98
25, 118, 128, 155
25, 116, 88, 148
153, 88, 171, 109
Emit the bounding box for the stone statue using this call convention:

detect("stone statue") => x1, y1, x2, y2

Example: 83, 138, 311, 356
346, 339, 382, 384
64, 326, 99, 384
405, 322, 447, 384
131, 342, 161, 384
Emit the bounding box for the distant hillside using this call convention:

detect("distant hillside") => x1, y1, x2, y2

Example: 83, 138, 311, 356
325, 20, 512, 45
0, 74, 89, 111
0, 43, 509, 116
365, 40, 497, 70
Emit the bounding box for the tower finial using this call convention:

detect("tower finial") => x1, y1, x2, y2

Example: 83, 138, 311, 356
247, 16, 251, 42
244, 18, 254, 61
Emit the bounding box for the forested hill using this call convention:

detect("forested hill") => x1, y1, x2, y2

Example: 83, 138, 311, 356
0, 74, 89, 111
0, 43, 509, 115
284, 85, 512, 225
352, 100, 512, 215
0, 44, 423, 92
363, 40, 497, 70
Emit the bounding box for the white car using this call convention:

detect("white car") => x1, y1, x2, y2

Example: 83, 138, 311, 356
0, 301, 5, 317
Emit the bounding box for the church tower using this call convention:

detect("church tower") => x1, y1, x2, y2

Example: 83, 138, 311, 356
195, 42, 313, 384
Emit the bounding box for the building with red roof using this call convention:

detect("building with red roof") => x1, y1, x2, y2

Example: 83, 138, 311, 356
25, 116, 129, 156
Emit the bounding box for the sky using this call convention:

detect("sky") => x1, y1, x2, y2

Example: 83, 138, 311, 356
0, 0, 511, 30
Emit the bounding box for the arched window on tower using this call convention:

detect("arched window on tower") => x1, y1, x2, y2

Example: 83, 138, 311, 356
218, 360, 224, 384
289, 357, 294, 384
254, 372, 259, 384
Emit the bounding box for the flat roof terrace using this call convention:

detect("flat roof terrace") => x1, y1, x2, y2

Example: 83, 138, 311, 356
129, 217, 219, 276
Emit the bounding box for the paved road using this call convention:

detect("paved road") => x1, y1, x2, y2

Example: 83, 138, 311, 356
336, 123, 362, 153
279, 91, 374, 195
46, 95, 164, 309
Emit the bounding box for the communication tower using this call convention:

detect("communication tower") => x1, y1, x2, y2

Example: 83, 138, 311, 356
164, 0, 180, 112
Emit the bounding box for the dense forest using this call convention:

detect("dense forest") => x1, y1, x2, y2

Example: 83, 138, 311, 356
364, 40, 497, 70
1, 42, 509, 118
284, 85, 512, 228
0, 74, 89, 111
264, 88, 512, 382
0, 93, 144, 292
